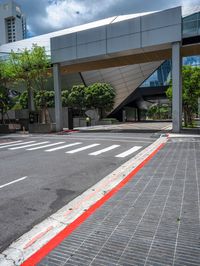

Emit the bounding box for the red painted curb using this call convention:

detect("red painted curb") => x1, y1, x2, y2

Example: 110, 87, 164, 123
21, 142, 165, 266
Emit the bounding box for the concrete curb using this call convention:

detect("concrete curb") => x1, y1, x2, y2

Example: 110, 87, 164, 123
0, 136, 168, 266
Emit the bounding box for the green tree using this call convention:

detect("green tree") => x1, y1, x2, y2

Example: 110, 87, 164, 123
85, 83, 115, 118
0, 59, 16, 123
18, 89, 71, 110
166, 65, 200, 127
17, 90, 28, 109
35, 90, 55, 108
0, 86, 9, 124
0, 58, 16, 88
31, 45, 51, 123
147, 104, 169, 120
9, 49, 35, 111
9, 45, 51, 123
62, 90, 70, 107
68, 85, 86, 112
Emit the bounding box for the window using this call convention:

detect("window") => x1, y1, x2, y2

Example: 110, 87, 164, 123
183, 20, 198, 37
16, 6, 21, 13
184, 13, 198, 22
4, 4, 9, 10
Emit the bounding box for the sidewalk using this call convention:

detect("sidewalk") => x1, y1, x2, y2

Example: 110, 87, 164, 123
72, 121, 172, 133
24, 136, 200, 266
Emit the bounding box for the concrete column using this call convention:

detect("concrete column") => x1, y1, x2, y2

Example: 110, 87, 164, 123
53, 63, 63, 131
137, 108, 141, 122
122, 110, 126, 122
172, 42, 182, 133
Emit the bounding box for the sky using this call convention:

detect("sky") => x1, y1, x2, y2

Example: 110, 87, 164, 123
1, 0, 200, 37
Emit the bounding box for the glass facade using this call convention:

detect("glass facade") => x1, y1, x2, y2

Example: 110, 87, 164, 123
183, 56, 200, 66
0, 52, 9, 60
140, 56, 200, 88
140, 10, 200, 89
183, 11, 200, 38
140, 60, 171, 87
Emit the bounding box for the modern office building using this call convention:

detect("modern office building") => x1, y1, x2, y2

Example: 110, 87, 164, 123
0, 0, 26, 45
0, 6, 199, 132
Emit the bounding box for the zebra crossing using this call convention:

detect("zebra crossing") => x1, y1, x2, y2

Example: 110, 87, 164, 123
0, 139, 143, 158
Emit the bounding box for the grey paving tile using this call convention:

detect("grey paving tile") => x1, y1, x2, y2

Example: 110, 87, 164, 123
39, 139, 200, 266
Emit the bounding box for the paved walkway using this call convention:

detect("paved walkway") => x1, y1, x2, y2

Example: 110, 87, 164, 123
72, 121, 172, 132
38, 137, 200, 266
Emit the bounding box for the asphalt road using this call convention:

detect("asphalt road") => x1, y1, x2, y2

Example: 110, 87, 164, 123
0, 132, 156, 252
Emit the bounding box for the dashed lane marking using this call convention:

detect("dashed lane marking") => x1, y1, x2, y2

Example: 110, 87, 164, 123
0, 176, 28, 189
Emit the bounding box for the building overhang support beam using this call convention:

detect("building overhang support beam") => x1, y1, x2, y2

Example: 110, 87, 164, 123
53, 63, 63, 132
172, 42, 182, 133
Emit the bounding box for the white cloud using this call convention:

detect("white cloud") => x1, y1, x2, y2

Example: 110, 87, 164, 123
181, 0, 200, 15
5, 0, 199, 36
43, 0, 117, 30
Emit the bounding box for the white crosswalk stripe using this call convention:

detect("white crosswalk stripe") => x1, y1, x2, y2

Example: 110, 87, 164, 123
45, 142, 82, 152
89, 145, 120, 156
115, 146, 142, 158
9, 141, 49, 150
66, 143, 100, 154
26, 142, 65, 151
0, 140, 22, 146
1, 139, 144, 159
0, 141, 35, 149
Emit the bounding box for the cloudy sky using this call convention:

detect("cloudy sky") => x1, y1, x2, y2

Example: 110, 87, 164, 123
1, 0, 199, 36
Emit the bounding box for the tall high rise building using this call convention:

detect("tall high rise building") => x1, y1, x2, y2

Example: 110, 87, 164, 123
0, 0, 26, 45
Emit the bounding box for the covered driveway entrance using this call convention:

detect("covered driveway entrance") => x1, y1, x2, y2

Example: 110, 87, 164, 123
51, 6, 200, 132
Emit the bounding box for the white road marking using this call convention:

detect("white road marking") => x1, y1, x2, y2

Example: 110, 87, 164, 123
45, 142, 82, 152
0, 137, 168, 265
115, 146, 142, 158
26, 142, 65, 151
89, 145, 120, 156
66, 143, 100, 154
0, 140, 22, 146
9, 142, 49, 150
0, 141, 35, 149
0, 176, 28, 189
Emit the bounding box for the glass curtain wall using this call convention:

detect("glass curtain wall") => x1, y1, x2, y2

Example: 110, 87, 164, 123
183, 11, 200, 38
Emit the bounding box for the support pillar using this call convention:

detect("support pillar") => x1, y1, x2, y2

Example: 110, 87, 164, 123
53, 63, 63, 132
172, 42, 182, 133
137, 108, 140, 122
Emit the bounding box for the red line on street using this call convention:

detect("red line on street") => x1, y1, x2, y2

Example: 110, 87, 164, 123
21, 142, 165, 266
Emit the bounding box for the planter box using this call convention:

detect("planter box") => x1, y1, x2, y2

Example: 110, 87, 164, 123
29, 123, 56, 133
97, 120, 119, 125
0, 124, 10, 133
